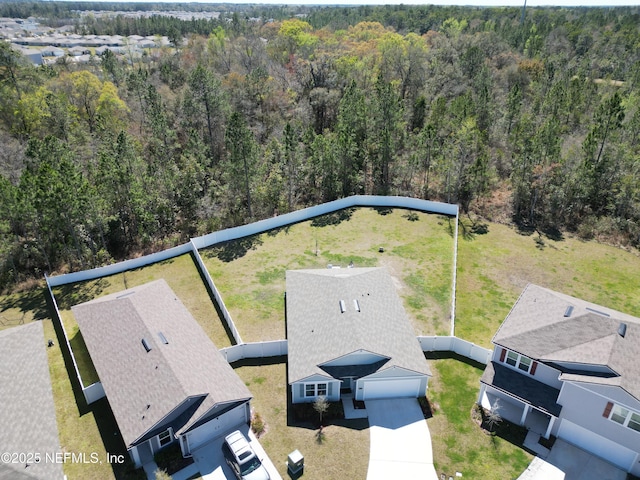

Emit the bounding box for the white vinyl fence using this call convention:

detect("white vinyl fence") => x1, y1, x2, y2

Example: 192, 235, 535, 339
44, 196, 460, 404
418, 336, 492, 365
220, 340, 288, 363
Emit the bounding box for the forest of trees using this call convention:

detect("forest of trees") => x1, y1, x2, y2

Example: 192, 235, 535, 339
1, 3, 640, 291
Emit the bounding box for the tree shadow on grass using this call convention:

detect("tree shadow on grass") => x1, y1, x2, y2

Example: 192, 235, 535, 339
266, 225, 291, 237
204, 235, 263, 263
52, 278, 109, 311
374, 207, 394, 216
0, 287, 51, 323
457, 216, 489, 241
310, 208, 355, 227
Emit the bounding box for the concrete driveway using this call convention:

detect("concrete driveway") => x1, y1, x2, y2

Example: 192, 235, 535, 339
187, 425, 282, 480
518, 439, 627, 480
366, 398, 438, 480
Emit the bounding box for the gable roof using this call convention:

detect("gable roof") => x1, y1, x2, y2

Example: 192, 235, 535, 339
493, 284, 640, 400
72, 279, 251, 447
286, 267, 431, 384
0, 322, 64, 480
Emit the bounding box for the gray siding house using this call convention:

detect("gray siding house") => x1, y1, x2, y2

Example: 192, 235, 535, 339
73, 279, 252, 468
479, 284, 640, 475
286, 267, 430, 404
0, 322, 65, 480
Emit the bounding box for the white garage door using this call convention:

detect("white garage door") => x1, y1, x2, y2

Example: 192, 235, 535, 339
361, 378, 422, 400
185, 403, 248, 453
558, 420, 636, 472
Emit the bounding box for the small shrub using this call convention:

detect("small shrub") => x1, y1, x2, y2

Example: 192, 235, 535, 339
252, 411, 265, 437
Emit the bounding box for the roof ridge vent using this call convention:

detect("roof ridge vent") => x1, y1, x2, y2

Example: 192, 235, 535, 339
618, 322, 627, 338
564, 306, 574, 317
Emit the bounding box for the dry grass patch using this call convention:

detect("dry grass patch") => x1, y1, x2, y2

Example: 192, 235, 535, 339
202, 207, 455, 341
235, 362, 370, 480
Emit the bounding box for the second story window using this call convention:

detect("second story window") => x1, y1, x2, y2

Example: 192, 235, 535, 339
501, 348, 537, 375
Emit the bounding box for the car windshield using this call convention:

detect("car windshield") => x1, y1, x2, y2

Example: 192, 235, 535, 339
240, 456, 262, 475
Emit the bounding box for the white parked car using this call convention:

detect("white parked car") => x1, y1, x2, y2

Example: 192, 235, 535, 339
223, 430, 270, 480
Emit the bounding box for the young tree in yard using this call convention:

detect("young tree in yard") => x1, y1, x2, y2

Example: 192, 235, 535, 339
313, 395, 329, 427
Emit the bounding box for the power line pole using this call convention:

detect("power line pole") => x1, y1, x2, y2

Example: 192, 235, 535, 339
520, 0, 527, 26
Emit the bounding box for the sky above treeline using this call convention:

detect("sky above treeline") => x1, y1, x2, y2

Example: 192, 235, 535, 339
54, 0, 640, 6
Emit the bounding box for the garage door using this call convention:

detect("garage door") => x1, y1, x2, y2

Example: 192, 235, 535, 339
558, 420, 636, 472
361, 378, 422, 401
185, 403, 248, 453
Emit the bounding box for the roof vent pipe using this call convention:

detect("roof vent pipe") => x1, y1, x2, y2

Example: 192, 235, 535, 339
339, 300, 346, 313
618, 323, 627, 338
564, 306, 574, 317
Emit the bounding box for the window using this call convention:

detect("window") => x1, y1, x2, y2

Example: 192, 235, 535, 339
501, 349, 535, 374
628, 413, 640, 433
305, 384, 315, 397
305, 383, 328, 398
605, 402, 640, 433
158, 429, 172, 447
611, 405, 629, 425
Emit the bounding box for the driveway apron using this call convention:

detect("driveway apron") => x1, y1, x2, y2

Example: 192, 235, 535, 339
366, 398, 438, 480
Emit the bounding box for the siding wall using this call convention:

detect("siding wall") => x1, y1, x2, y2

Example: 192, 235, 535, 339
557, 381, 640, 453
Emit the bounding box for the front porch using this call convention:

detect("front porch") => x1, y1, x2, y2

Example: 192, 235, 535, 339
479, 362, 561, 439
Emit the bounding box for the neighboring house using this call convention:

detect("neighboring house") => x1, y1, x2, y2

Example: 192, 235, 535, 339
286, 267, 431, 403
0, 322, 65, 480
479, 284, 640, 475
73, 279, 252, 468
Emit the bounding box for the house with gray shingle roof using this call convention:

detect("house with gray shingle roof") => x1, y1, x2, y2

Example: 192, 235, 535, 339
286, 267, 431, 404
0, 322, 65, 480
478, 284, 640, 475
72, 279, 252, 468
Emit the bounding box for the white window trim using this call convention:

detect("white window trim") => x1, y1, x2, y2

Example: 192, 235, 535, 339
607, 403, 640, 433
503, 349, 534, 374
304, 382, 328, 398
158, 428, 173, 447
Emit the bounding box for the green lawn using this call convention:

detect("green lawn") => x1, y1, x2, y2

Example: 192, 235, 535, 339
52, 253, 233, 384
4, 209, 640, 480
202, 207, 456, 341
455, 217, 640, 346
235, 362, 370, 480
427, 355, 532, 479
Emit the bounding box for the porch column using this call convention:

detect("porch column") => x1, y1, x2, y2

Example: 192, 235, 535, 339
520, 404, 530, 426
544, 415, 556, 439
477, 383, 487, 404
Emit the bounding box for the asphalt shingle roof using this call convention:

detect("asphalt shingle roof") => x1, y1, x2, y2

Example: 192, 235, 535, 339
481, 361, 562, 416
493, 284, 640, 401
0, 322, 64, 480
286, 267, 431, 384
72, 279, 251, 447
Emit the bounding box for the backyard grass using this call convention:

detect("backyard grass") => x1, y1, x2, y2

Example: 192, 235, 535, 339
234, 362, 370, 480
202, 207, 455, 341
427, 355, 532, 479
52, 253, 233, 385
455, 217, 640, 347
4, 208, 640, 480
